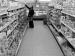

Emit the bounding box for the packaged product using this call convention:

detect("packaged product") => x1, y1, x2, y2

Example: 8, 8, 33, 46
0, 32, 6, 40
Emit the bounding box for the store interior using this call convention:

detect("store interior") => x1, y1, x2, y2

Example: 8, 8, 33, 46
0, 0, 75, 56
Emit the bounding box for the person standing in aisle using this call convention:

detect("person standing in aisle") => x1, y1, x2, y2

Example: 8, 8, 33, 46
25, 4, 35, 28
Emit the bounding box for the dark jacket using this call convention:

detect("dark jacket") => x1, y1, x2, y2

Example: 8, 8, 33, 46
25, 5, 34, 17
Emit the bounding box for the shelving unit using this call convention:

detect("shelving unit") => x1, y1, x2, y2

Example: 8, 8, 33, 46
47, 6, 75, 56
0, 0, 28, 56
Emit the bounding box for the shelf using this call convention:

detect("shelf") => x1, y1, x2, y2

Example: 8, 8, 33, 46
49, 19, 75, 49
7, 23, 18, 38
61, 11, 75, 17
67, 38, 75, 48
8, 11, 20, 16
8, 13, 16, 16
47, 24, 66, 56
15, 39, 22, 54
0, 7, 8, 16
0, 11, 8, 16
8, 6, 25, 11
62, 36, 75, 49
56, 25, 75, 49
61, 20, 75, 32
15, 23, 28, 56
8, 6, 18, 11
0, 6, 27, 56
49, 19, 60, 32
0, 18, 18, 32
53, 24, 75, 49
48, 23, 75, 55
8, 30, 19, 48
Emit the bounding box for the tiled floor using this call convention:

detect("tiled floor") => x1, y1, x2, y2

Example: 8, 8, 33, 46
17, 21, 64, 56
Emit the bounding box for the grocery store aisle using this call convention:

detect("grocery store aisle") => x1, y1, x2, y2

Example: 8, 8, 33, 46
17, 21, 64, 56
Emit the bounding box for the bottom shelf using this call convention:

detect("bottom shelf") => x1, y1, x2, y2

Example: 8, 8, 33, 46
15, 39, 22, 55
15, 24, 28, 56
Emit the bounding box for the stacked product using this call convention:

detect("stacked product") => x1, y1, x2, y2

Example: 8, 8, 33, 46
48, 6, 62, 28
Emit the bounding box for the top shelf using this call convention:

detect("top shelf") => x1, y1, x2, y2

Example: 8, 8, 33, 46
61, 10, 75, 17
0, 6, 25, 16
7, 6, 25, 12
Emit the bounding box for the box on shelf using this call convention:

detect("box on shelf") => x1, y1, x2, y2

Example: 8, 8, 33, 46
0, 32, 6, 40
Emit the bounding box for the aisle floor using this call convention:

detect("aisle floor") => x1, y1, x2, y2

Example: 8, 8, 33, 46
17, 21, 64, 56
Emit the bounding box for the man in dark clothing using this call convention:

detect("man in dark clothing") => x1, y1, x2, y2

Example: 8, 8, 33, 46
25, 4, 34, 28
